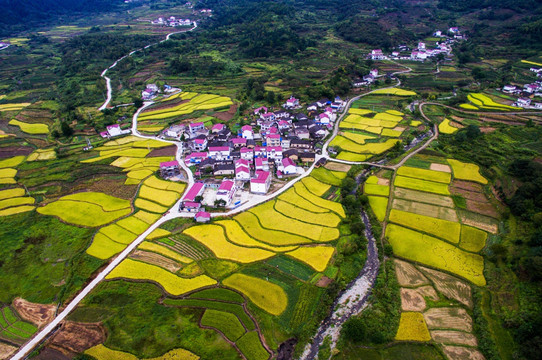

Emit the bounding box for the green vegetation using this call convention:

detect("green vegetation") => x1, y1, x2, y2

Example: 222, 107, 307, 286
200, 309, 246, 341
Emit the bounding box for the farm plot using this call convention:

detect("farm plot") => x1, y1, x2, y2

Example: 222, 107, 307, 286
235, 212, 311, 246
418, 266, 472, 308
106, 259, 216, 296
274, 200, 341, 227
293, 182, 346, 217
336, 152, 370, 162
389, 209, 460, 244
86, 233, 128, 259
386, 224, 486, 286
27, 148, 55, 161
0, 188, 35, 217
189, 288, 245, 303
393, 188, 454, 208
395, 312, 431, 341
397, 166, 451, 184
447, 159, 487, 184
222, 273, 288, 315
138, 185, 179, 207
200, 309, 246, 342
0, 306, 37, 344
183, 224, 275, 263
392, 199, 458, 222
371, 88, 417, 96
394, 259, 430, 287
423, 307, 473, 332
400, 288, 428, 311
364, 183, 390, 196
394, 176, 450, 195
438, 119, 458, 134
368, 196, 388, 222
135, 198, 169, 213
310, 167, 345, 186
138, 241, 192, 263
163, 298, 255, 331
216, 220, 297, 252
8, 119, 49, 134
278, 188, 329, 213
339, 131, 376, 144
38, 192, 131, 227
430, 331, 478, 347
300, 177, 330, 197
249, 201, 339, 242
139, 93, 233, 120
86, 345, 200, 360
236, 332, 270, 360
285, 246, 335, 272
130, 250, 182, 272
0, 103, 31, 112
467, 93, 519, 111
459, 226, 487, 252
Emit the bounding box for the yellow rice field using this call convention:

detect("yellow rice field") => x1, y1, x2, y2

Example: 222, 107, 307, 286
395, 312, 431, 341
139, 185, 180, 207
135, 198, 169, 213
371, 88, 417, 96
106, 259, 217, 295
274, 200, 341, 227
286, 246, 335, 272
438, 119, 458, 134
222, 273, 288, 315
368, 196, 388, 222
397, 166, 451, 184
184, 224, 275, 263
8, 119, 49, 134
216, 220, 298, 252
389, 209, 460, 244
447, 159, 488, 184
38, 200, 131, 227
293, 182, 346, 217
234, 212, 312, 246
301, 177, 330, 196
394, 176, 451, 195
0, 188, 25, 200
278, 188, 330, 213
86, 232, 127, 259
0, 156, 25, 168
139, 241, 192, 263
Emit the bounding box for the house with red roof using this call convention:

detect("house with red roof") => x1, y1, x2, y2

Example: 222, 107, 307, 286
280, 157, 297, 175
241, 125, 254, 140
211, 123, 225, 133
185, 152, 208, 165
240, 147, 254, 161
189, 122, 205, 134
195, 211, 211, 223
254, 146, 266, 158
191, 137, 208, 151
260, 112, 276, 121
250, 170, 271, 194
231, 137, 247, 148
266, 134, 281, 147
160, 160, 180, 178
284, 97, 299, 108
266, 146, 283, 161
255, 157, 269, 171
208, 146, 231, 160
253, 106, 267, 115
216, 179, 237, 205
235, 159, 251, 181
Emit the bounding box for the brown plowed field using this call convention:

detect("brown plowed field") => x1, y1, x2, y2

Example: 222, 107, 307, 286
394, 259, 430, 287
48, 321, 106, 354
419, 267, 472, 308
12, 298, 56, 328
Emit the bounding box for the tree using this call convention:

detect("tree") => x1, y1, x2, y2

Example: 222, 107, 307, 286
61, 121, 73, 137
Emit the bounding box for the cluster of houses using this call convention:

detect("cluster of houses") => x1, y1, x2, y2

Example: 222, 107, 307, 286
159, 96, 341, 214
353, 69, 380, 87
502, 68, 542, 109
151, 16, 193, 27
369, 27, 463, 62
100, 124, 131, 139
142, 83, 178, 100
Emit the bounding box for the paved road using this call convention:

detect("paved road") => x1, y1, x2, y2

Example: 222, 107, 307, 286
98, 23, 198, 111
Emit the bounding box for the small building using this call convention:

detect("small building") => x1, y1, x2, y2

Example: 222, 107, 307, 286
285, 97, 300, 108
241, 125, 254, 140
195, 211, 211, 223
266, 146, 283, 161
231, 137, 247, 148
106, 124, 130, 137
216, 180, 237, 205
254, 106, 268, 115
260, 112, 276, 121
160, 160, 180, 178
502, 85, 517, 94
182, 201, 201, 213
208, 146, 231, 160
370, 49, 385, 60
183, 182, 205, 203
250, 170, 271, 194
266, 134, 281, 147
192, 137, 208, 151
185, 152, 208, 165
291, 139, 313, 150
235, 159, 251, 181
240, 147, 254, 160
211, 123, 225, 133
189, 122, 205, 135
299, 152, 315, 163
283, 148, 299, 161
517, 97, 532, 107
214, 164, 235, 176
255, 157, 269, 171
315, 158, 327, 168
280, 158, 297, 175
166, 124, 185, 138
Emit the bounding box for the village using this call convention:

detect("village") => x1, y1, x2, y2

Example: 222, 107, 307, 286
152, 95, 344, 221
501, 67, 542, 109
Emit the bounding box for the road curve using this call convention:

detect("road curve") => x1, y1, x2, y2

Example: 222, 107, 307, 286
98, 23, 198, 111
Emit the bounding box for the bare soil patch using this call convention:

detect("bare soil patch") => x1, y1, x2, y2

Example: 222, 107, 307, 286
418, 267, 472, 308
377, 178, 390, 186
79, 178, 138, 200
394, 259, 430, 287
450, 187, 487, 202
315, 276, 333, 288
34, 348, 70, 360
430, 330, 478, 346
452, 180, 483, 193
480, 127, 496, 133
459, 211, 498, 234
416, 285, 439, 301
0, 145, 34, 159
393, 126, 406, 132
450, 121, 464, 130
12, 298, 56, 328
465, 199, 499, 218
148, 145, 177, 157
442, 346, 485, 360
213, 104, 238, 122
400, 288, 426, 311
430, 163, 451, 173
392, 198, 458, 222
424, 308, 472, 332
0, 343, 17, 360
129, 250, 181, 272
48, 321, 106, 354
394, 188, 454, 208
324, 162, 351, 172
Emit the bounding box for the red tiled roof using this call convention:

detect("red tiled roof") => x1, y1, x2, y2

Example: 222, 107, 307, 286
160, 160, 179, 168
218, 180, 234, 191
184, 182, 204, 201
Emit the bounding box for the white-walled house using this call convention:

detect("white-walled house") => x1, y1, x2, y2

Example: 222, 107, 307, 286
216, 180, 236, 205
250, 170, 271, 194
